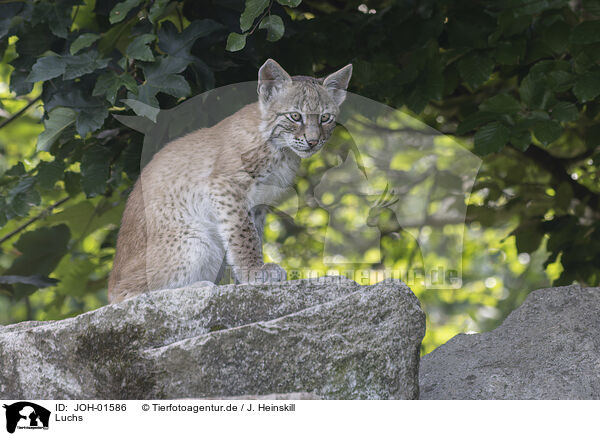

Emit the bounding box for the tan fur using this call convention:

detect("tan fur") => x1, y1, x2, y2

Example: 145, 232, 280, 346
108, 60, 352, 303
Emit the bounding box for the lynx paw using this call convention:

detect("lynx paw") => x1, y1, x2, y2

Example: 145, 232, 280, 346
242, 263, 287, 283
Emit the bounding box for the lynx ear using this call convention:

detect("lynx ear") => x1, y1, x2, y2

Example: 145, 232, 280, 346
323, 64, 353, 106
258, 59, 292, 101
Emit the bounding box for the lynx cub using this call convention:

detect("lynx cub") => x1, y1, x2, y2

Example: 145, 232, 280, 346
108, 59, 352, 303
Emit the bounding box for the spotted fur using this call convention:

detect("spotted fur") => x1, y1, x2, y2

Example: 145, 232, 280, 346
108, 59, 352, 303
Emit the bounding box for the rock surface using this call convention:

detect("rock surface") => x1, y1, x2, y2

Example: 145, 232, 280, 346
0, 277, 425, 400
420, 284, 600, 399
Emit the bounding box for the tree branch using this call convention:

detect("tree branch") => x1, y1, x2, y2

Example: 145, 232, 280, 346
0, 197, 70, 245
513, 145, 600, 210
0, 96, 42, 131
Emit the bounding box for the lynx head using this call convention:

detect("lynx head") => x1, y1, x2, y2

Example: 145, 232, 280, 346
257, 59, 352, 158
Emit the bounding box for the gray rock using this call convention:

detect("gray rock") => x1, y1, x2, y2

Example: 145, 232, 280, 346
0, 277, 425, 400
420, 284, 600, 399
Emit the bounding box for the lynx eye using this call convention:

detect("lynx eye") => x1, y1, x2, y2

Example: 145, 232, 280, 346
320, 113, 333, 123
287, 112, 302, 122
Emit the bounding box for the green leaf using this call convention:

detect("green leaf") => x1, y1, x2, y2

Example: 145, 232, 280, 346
513, 223, 544, 253
45, 198, 125, 239
551, 101, 579, 122
149, 0, 170, 23
76, 106, 109, 137
456, 112, 498, 135
37, 107, 77, 152
7, 177, 41, 217
158, 19, 222, 59
70, 33, 101, 55
532, 120, 563, 145
479, 94, 521, 114
136, 56, 191, 106
36, 160, 65, 188
458, 54, 494, 88
473, 122, 509, 155
240, 0, 269, 32
126, 34, 156, 61
81, 145, 113, 197
93, 72, 138, 105
277, 0, 301, 6
27, 54, 65, 82
121, 98, 160, 122
519, 73, 547, 108
63, 51, 110, 80
98, 16, 137, 56
570, 20, 600, 44
509, 130, 531, 151
109, 0, 144, 24
64, 171, 82, 197
259, 15, 285, 42
3, 225, 71, 300
573, 72, 600, 102
226, 32, 247, 52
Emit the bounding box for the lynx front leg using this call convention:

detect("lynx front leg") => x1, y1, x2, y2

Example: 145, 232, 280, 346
210, 189, 286, 283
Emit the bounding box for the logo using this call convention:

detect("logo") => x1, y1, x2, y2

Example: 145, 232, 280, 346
2, 402, 50, 434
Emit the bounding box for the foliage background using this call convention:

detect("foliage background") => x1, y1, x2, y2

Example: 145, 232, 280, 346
0, 0, 599, 354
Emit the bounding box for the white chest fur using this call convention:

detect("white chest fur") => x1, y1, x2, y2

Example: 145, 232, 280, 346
248, 149, 300, 208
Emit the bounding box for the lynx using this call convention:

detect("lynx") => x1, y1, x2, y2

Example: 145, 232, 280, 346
108, 59, 352, 303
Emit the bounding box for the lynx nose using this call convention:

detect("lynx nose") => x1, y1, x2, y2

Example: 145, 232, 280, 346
305, 136, 319, 148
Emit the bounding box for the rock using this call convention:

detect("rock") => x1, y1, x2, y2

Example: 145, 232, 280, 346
0, 277, 425, 400
420, 284, 600, 399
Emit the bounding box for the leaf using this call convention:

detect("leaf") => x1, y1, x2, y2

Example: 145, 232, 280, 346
64, 171, 82, 197
7, 177, 41, 217
63, 51, 110, 80
109, 0, 144, 24
44, 88, 110, 136
76, 105, 110, 137
158, 19, 222, 60
70, 33, 101, 55
126, 34, 156, 61
93, 72, 138, 105
551, 101, 579, 122
36, 160, 65, 188
0, 275, 58, 288
473, 122, 509, 155
277, 0, 301, 6
149, 0, 170, 23
3, 225, 71, 300
519, 73, 547, 108
45, 198, 124, 239
570, 20, 600, 44
240, 0, 269, 32
509, 130, 531, 151
27, 54, 65, 82
456, 111, 499, 135
136, 56, 191, 106
532, 120, 563, 145
479, 94, 521, 114
513, 223, 544, 253
259, 15, 285, 42
121, 98, 160, 122
81, 145, 113, 197
458, 54, 494, 88
98, 15, 137, 56
226, 32, 247, 52
573, 72, 600, 102
37, 107, 77, 152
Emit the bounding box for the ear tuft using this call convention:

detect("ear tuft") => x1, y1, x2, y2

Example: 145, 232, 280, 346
258, 59, 292, 101
323, 64, 353, 106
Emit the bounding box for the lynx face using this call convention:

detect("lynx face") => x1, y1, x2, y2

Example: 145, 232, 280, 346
257, 60, 353, 158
